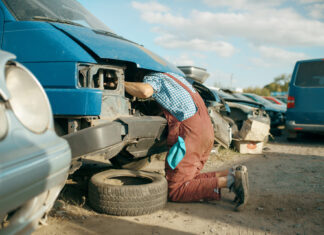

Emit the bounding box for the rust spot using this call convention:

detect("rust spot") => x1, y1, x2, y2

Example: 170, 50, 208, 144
247, 142, 257, 149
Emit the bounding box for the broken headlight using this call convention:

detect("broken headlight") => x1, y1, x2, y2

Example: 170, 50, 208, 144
78, 64, 124, 91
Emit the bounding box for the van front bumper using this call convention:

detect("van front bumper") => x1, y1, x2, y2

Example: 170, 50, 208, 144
63, 116, 167, 167
286, 120, 324, 133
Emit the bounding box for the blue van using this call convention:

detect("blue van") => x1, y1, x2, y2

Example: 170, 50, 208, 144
286, 59, 324, 139
0, 0, 185, 171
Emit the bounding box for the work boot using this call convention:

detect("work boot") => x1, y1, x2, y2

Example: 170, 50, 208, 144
233, 165, 249, 211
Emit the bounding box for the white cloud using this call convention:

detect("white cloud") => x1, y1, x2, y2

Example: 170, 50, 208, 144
307, 4, 324, 19
131, 1, 187, 25
251, 46, 308, 68
131, 1, 169, 12
164, 53, 195, 66
155, 34, 235, 57
132, 1, 324, 47
202, 0, 284, 10
297, 0, 323, 4
257, 46, 308, 62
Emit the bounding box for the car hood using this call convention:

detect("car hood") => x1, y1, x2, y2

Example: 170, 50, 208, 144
223, 98, 265, 109
226, 101, 258, 113
51, 23, 183, 75
266, 103, 286, 112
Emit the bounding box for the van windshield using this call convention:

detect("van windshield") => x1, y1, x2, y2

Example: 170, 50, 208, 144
3, 0, 113, 33
295, 61, 324, 87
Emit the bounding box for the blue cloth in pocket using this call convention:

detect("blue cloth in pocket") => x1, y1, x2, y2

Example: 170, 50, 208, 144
167, 136, 186, 169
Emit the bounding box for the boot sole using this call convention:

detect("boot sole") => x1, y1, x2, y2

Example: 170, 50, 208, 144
235, 166, 249, 211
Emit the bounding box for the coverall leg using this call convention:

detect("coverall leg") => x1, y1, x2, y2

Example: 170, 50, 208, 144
163, 74, 221, 202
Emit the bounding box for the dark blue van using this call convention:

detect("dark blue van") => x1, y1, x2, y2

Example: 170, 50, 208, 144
286, 59, 324, 139
0, 0, 184, 171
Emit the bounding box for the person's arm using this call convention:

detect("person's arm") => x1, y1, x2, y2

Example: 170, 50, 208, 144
124, 82, 154, 99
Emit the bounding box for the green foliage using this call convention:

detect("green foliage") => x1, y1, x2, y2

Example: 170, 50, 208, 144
243, 87, 270, 96
243, 74, 291, 95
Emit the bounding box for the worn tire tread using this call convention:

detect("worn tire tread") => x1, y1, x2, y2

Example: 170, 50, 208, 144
88, 169, 167, 216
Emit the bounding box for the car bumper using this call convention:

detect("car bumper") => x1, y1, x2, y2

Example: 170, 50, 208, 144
286, 120, 324, 133
64, 115, 167, 160
0, 135, 71, 235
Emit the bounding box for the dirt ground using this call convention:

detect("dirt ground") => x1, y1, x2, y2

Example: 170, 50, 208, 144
33, 132, 324, 235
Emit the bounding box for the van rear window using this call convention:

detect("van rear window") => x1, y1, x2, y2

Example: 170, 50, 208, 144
295, 61, 324, 87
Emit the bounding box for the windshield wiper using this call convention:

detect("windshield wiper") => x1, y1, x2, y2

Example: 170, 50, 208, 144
92, 29, 138, 45
92, 29, 129, 41
32, 16, 84, 27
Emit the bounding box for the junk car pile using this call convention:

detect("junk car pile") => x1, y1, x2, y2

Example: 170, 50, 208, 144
0, 0, 299, 230
177, 66, 271, 154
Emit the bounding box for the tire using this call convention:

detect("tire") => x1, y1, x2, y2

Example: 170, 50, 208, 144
88, 169, 168, 216
110, 151, 150, 170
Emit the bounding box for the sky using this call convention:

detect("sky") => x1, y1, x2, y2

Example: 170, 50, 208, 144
78, 0, 324, 89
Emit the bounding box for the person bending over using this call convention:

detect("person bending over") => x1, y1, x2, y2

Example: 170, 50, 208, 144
125, 71, 249, 211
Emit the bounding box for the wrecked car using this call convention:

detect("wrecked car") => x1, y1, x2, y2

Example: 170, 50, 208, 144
0, 0, 189, 171
263, 96, 286, 106
177, 66, 270, 149
0, 50, 71, 234
208, 88, 270, 142
242, 93, 286, 129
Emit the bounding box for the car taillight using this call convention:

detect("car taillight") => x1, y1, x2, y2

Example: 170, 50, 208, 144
287, 96, 295, 109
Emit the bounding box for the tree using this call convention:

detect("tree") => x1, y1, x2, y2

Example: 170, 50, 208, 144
264, 74, 291, 92
243, 74, 291, 95
243, 86, 270, 96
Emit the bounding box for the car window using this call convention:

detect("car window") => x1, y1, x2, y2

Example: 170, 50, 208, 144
295, 61, 324, 87
3, 0, 112, 33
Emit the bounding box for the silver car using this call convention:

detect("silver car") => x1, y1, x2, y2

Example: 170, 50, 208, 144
0, 51, 71, 235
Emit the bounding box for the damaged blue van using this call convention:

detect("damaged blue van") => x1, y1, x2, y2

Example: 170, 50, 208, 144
0, 0, 185, 171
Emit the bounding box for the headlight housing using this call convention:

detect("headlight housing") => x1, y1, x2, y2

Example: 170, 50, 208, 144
6, 63, 51, 133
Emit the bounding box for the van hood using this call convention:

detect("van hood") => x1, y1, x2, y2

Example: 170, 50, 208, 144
51, 23, 183, 75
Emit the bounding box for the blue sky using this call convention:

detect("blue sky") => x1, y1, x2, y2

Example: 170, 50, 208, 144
78, 0, 324, 89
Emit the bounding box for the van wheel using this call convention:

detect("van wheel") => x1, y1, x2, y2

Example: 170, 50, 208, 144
88, 169, 168, 216
110, 151, 150, 170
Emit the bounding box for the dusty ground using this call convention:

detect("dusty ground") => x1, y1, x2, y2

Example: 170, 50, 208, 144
34, 133, 324, 235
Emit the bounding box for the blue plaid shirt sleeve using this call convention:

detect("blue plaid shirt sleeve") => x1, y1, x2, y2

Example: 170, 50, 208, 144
143, 75, 162, 93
